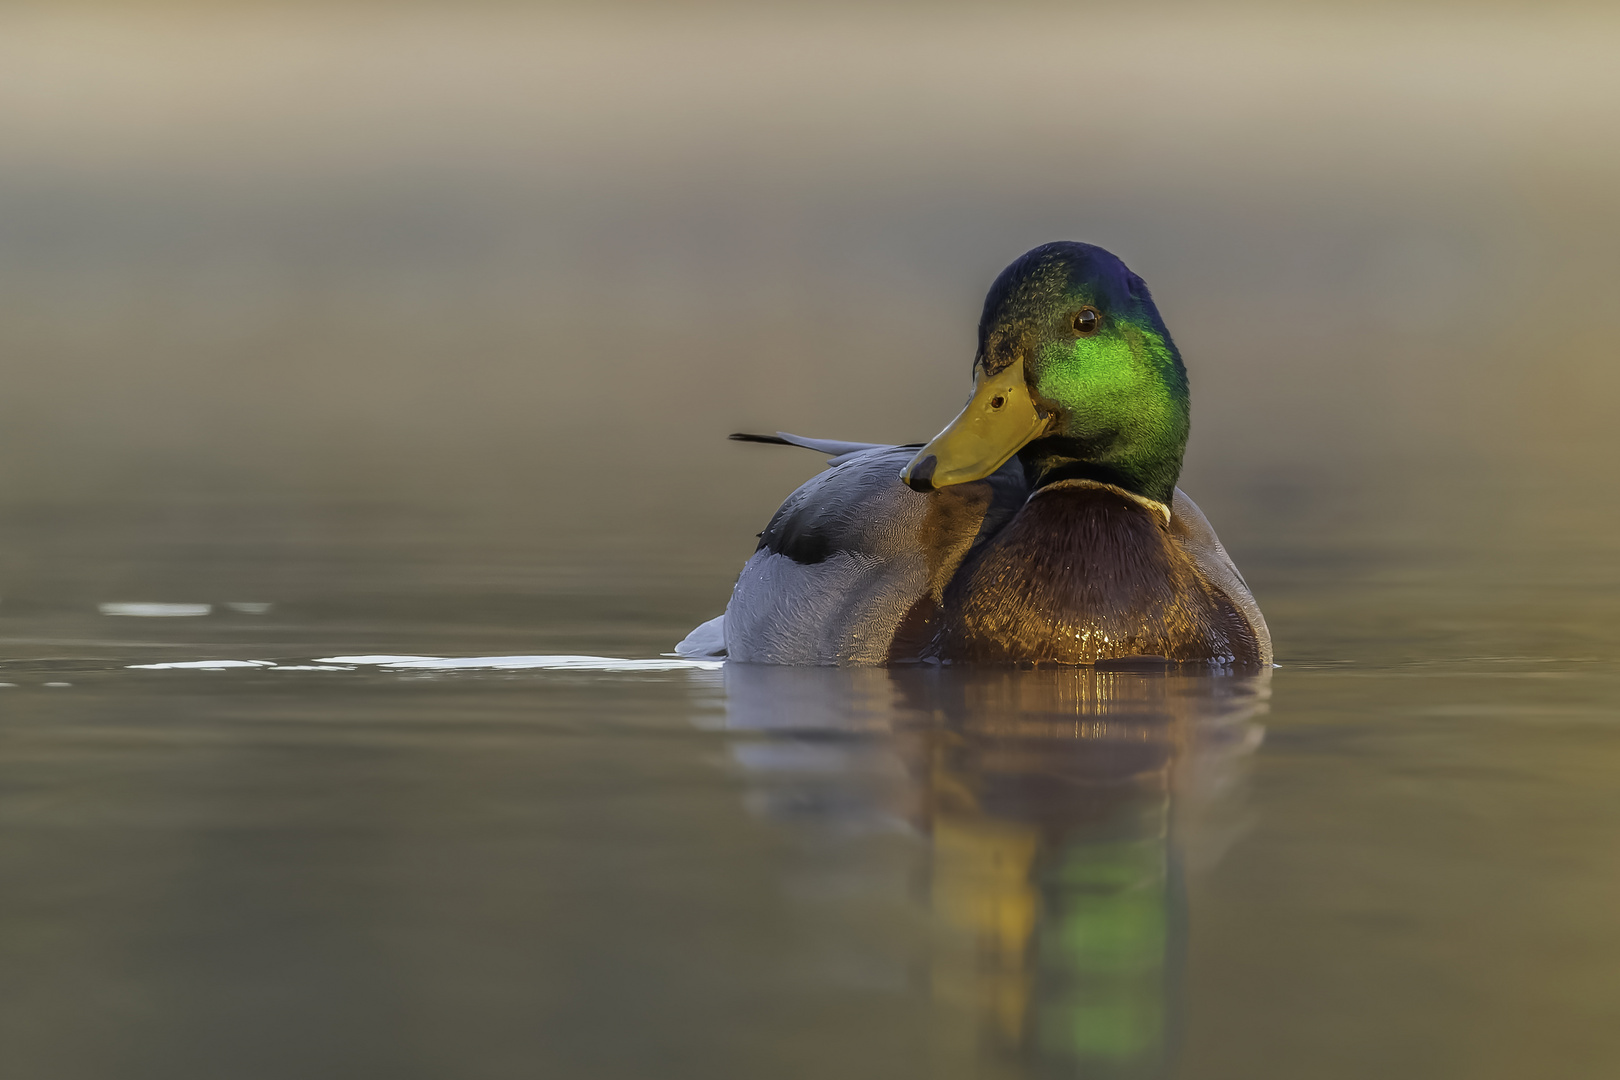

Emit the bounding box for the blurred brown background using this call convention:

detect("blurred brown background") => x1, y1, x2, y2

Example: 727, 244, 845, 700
3, 13, 1620, 1078
1, 2, 1616, 587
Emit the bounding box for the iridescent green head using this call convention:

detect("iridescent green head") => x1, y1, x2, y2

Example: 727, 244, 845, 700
902, 242, 1190, 506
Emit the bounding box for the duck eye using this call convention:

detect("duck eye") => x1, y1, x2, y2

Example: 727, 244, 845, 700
1072, 307, 1100, 335
989, 395, 1006, 410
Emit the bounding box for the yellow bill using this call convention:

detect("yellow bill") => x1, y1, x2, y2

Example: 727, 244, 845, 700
901, 356, 1051, 492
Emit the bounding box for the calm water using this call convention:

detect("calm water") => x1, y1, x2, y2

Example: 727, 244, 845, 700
4, 5, 1620, 1076
3, 495, 1618, 1080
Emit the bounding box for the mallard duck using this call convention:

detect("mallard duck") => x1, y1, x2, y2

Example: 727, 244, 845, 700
677, 241, 1271, 667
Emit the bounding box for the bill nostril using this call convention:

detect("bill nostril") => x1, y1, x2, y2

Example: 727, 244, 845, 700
904, 454, 938, 492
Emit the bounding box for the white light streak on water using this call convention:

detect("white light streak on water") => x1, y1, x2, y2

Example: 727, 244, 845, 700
100, 603, 213, 617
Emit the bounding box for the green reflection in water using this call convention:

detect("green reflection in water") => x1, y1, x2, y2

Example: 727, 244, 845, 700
723, 664, 1264, 1078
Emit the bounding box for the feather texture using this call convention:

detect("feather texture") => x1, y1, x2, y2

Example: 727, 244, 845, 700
712, 438, 1270, 667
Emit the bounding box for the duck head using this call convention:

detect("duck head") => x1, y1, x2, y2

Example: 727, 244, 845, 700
901, 242, 1189, 507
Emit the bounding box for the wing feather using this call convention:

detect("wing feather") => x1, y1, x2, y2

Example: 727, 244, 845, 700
725, 445, 1024, 664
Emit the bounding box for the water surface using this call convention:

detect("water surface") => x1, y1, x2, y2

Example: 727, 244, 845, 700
3, 499, 1618, 1080
4, 5, 1620, 1076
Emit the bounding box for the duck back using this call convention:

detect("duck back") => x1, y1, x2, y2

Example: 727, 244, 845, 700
721, 446, 1026, 664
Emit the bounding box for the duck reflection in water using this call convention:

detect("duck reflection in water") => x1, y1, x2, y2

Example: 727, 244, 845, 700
717, 664, 1267, 1077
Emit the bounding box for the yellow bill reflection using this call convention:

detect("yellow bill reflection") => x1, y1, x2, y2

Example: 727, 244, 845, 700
719, 664, 1267, 1077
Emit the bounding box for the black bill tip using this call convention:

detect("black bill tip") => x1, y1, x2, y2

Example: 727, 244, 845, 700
903, 455, 937, 492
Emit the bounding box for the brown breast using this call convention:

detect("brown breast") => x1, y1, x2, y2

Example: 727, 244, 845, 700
924, 482, 1263, 666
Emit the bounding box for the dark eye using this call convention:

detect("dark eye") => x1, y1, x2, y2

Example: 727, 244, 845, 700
1072, 307, 1100, 335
